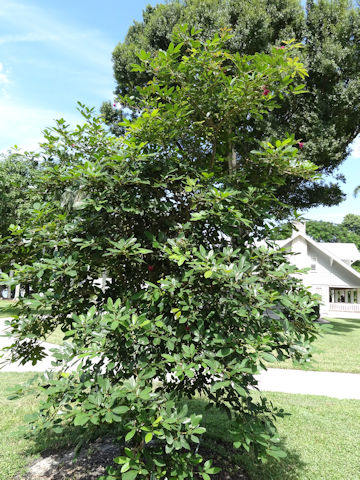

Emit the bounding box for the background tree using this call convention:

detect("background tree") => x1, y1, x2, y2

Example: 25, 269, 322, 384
0, 152, 39, 237
103, 0, 360, 211
342, 213, 360, 236
0, 153, 39, 298
3, 32, 319, 479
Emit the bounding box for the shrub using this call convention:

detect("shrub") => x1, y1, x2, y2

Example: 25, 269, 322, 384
2, 28, 319, 479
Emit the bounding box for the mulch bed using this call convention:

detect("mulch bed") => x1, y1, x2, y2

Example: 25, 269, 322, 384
19, 438, 250, 480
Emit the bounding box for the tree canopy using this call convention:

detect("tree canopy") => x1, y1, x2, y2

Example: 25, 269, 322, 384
2, 31, 320, 479
103, 0, 360, 211
0, 152, 39, 238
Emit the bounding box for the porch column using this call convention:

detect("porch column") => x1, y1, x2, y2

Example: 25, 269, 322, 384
14, 285, 20, 300
351, 290, 355, 304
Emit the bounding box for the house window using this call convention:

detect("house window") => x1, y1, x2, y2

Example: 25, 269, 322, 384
310, 257, 317, 271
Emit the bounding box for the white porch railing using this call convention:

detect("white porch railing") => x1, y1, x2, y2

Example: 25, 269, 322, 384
329, 302, 360, 312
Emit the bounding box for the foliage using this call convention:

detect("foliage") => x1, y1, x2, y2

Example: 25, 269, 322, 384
272, 217, 360, 245
2, 31, 320, 479
342, 213, 360, 236
2, 373, 360, 480
0, 152, 39, 238
268, 317, 360, 373
104, 0, 360, 211
0, 153, 40, 299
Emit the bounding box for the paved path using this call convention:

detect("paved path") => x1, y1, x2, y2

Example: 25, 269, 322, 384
255, 368, 360, 400
0, 317, 59, 372
1, 317, 360, 399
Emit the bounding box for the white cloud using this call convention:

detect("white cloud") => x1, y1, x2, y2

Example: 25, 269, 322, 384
0, 1, 116, 151
305, 211, 347, 223
0, 99, 83, 152
0, 0, 113, 70
0, 62, 9, 84
350, 135, 360, 159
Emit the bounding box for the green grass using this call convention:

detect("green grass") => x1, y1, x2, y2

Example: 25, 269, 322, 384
1, 372, 359, 480
274, 317, 360, 373
0, 372, 40, 480
0, 299, 18, 318
0, 300, 65, 345
45, 326, 65, 345
240, 391, 360, 480
189, 392, 360, 480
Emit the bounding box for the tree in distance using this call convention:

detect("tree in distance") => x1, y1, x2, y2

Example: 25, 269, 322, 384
104, 0, 360, 212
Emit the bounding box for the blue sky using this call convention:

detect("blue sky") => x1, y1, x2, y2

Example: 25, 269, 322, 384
0, 0, 156, 151
0, 0, 359, 223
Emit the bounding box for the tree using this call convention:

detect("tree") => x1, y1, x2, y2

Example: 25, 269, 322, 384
0, 152, 39, 237
104, 0, 360, 211
342, 213, 360, 236
3, 31, 319, 479
0, 153, 39, 299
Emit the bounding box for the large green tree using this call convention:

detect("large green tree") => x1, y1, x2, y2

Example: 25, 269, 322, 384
0, 152, 39, 237
0, 153, 39, 298
342, 213, 360, 236
104, 0, 360, 211
2, 32, 319, 478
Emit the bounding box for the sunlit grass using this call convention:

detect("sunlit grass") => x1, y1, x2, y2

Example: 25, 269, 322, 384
1, 373, 359, 480
0, 299, 18, 318
275, 317, 360, 373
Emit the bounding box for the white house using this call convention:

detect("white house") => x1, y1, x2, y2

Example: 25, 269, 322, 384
278, 222, 360, 316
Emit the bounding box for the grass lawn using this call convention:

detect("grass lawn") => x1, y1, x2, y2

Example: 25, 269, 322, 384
0, 299, 18, 318
0, 300, 65, 345
274, 317, 360, 374
1, 372, 359, 480
0, 372, 40, 479
1, 307, 359, 368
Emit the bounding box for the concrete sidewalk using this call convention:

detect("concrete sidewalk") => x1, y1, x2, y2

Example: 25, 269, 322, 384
1, 317, 360, 399
256, 368, 360, 400
0, 317, 59, 372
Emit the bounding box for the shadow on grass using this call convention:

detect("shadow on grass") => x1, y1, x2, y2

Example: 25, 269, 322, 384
182, 399, 306, 480
322, 318, 360, 336
17, 396, 306, 480
0, 304, 18, 318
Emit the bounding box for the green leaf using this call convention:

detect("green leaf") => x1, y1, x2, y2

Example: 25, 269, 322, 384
261, 352, 277, 363
123, 470, 138, 480
145, 432, 153, 443
204, 270, 213, 278
113, 406, 130, 414
125, 429, 137, 442
193, 427, 206, 434
74, 413, 89, 426
234, 384, 247, 397
206, 467, 221, 474
162, 354, 176, 362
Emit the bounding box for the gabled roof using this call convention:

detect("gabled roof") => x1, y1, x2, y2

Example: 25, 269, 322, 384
320, 243, 360, 263
279, 232, 360, 282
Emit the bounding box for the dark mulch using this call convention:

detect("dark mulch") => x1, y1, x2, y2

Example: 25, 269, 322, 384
19, 438, 250, 480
